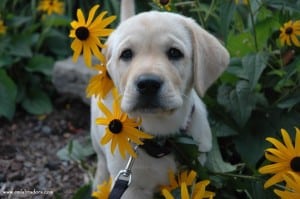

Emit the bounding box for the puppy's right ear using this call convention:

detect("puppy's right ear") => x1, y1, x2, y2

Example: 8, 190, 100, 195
184, 18, 230, 97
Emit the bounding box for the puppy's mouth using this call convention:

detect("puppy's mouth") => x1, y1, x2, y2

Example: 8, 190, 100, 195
121, 74, 182, 115
121, 94, 180, 115
130, 100, 177, 114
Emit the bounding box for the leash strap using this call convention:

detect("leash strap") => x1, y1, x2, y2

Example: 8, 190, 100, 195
108, 146, 137, 199
108, 178, 129, 199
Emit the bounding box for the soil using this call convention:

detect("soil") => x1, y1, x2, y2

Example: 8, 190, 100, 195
0, 94, 94, 199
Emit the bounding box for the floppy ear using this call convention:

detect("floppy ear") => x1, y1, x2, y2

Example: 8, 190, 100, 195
184, 18, 230, 97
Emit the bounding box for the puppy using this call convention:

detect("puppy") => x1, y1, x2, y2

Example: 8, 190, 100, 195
90, 0, 229, 198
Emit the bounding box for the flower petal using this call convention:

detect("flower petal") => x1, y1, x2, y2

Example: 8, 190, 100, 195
295, 128, 300, 155
100, 130, 113, 145
97, 100, 113, 118
290, 34, 300, 47
266, 137, 292, 157
281, 129, 296, 155
180, 183, 190, 199
259, 162, 289, 174
83, 41, 92, 67
76, 8, 86, 24
263, 172, 285, 188
86, 4, 99, 27
162, 189, 174, 199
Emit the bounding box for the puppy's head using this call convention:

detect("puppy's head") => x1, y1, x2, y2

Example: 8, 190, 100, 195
104, 11, 229, 116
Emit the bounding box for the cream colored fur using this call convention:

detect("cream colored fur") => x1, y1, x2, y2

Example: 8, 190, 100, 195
90, 4, 229, 199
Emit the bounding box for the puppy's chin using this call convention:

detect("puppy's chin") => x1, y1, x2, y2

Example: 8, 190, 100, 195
121, 100, 181, 116
129, 107, 177, 116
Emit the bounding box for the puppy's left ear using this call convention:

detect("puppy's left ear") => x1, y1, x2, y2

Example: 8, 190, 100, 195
184, 18, 230, 97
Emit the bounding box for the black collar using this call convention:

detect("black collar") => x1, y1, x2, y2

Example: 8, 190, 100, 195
140, 104, 195, 158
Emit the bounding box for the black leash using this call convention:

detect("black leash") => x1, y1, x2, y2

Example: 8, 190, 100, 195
108, 146, 137, 199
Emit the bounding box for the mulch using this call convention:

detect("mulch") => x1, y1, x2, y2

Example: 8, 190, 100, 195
0, 95, 94, 199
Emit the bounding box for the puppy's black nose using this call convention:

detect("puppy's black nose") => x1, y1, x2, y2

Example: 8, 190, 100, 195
136, 74, 163, 95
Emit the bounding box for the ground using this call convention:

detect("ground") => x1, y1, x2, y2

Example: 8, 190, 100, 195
0, 95, 94, 199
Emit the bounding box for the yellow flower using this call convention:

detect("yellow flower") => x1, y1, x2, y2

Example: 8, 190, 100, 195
259, 128, 300, 188
0, 20, 7, 34
162, 181, 215, 199
37, 0, 64, 15
69, 4, 116, 67
92, 178, 112, 199
274, 172, 300, 199
86, 63, 114, 99
161, 170, 215, 199
153, 0, 172, 11
163, 170, 197, 191
96, 90, 153, 159
279, 20, 300, 47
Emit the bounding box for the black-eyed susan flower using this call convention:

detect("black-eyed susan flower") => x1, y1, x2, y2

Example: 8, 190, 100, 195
162, 170, 197, 191
259, 128, 300, 188
0, 20, 7, 34
37, 0, 64, 15
69, 4, 116, 67
96, 90, 153, 159
86, 63, 114, 99
274, 172, 300, 199
161, 170, 215, 199
279, 20, 300, 47
153, 0, 172, 11
92, 178, 112, 199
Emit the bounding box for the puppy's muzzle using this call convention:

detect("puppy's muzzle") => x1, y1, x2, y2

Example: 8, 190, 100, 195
136, 74, 163, 96
134, 74, 164, 111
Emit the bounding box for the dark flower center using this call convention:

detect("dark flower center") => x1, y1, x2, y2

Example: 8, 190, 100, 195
290, 156, 300, 172
108, 119, 123, 134
75, 26, 89, 41
285, 27, 293, 35
160, 0, 170, 5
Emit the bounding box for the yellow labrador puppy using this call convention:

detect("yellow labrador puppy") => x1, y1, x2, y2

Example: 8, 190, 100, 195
90, 1, 229, 198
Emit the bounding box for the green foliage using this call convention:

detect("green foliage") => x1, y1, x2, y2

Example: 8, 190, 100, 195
0, 0, 72, 119
149, 0, 300, 198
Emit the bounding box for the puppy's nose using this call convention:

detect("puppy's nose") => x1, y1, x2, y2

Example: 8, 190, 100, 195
136, 74, 163, 95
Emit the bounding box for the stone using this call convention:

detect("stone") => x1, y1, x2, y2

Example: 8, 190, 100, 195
52, 56, 97, 105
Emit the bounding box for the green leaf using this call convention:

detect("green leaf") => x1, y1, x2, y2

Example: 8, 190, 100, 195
206, 133, 237, 173
243, 180, 277, 199
42, 29, 71, 56
235, 109, 300, 167
227, 32, 256, 57
0, 55, 13, 68
57, 139, 95, 161
255, 17, 280, 50
43, 15, 71, 27
26, 54, 54, 76
71, 184, 92, 199
21, 88, 52, 115
8, 34, 32, 57
241, 52, 269, 90
211, 120, 238, 137
277, 93, 300, 110
0, 69, 17, 120
6, 16, 32, 28
218, 1, 236, 43
217, 81, 257, 127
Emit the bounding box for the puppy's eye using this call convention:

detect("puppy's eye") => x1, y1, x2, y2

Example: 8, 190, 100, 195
120, 49, 134, 61
167, 48, 184, 60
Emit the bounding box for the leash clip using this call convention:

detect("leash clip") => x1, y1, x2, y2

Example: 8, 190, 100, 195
108, 145, 138, 199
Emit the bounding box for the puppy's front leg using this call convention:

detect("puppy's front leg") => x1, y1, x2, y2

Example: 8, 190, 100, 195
190, 93, 213, 165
